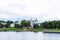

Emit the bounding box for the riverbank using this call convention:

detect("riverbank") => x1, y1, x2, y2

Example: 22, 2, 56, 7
43, 29, 60, 32
0, 28, 43, 32
1, 28, 60, 32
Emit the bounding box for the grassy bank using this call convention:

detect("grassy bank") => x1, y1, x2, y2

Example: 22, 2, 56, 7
0, 27, 43, 32
0, 28, 24, 31
1, 28, 60, 32
27, 28, 43, 32
43, 29, 60, 32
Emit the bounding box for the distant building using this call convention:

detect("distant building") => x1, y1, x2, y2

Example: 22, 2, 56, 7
10, 23, 15, 27
1, 22, 6, 28
30, 18, 38, 28
1, 22, 6, 25
10, 21, 20, 28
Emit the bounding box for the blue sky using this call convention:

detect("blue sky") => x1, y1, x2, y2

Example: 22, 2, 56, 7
0, 0, 60, 22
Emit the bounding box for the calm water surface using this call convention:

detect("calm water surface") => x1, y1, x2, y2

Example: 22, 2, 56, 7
0, 32, 43, 40
0, 32, 60, 40
43, 33, 60, 40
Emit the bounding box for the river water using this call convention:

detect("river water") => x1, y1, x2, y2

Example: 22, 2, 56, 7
43, 33, 60, 40
0, 32, 60, 40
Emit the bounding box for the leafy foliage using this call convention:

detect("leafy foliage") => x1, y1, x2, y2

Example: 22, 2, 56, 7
41, 20, 60, 29
0, 23, 4, 28
5, 21, 13, 28
21, 20, 31, 27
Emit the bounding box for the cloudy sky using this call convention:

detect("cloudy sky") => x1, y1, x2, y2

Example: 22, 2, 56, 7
0, 0, 60, 22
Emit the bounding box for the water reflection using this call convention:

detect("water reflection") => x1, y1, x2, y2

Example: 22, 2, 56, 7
1, 32, 60, 40
0, 32, 43, 40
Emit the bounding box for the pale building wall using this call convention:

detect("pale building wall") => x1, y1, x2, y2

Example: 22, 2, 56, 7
10, 23, 15, 27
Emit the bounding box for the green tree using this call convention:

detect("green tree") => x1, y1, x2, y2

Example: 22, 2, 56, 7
21, 20, 31, 28
0, 23, 4, 28
5, 21, 13, 28
41, 20, 60, 29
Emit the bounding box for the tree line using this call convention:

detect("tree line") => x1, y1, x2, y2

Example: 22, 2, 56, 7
0, 20, 40, 28
41, 20, 60, 29
1, 20, 60, 29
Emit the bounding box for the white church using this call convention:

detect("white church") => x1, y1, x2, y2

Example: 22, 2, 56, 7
29, 18, 39, 28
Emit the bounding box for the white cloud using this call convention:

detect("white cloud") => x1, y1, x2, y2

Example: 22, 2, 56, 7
0, 0, 60, 22
0, 13, 10, 18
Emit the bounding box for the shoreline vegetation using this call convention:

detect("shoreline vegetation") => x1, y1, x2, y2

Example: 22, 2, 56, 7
43, 29, 60, 32
41, 20, 60, 33
0, 27, 43, 32
1, 27, 60, 32
0, 20, 60, 32
0, 27, 60, 32
1, 28, 60, 33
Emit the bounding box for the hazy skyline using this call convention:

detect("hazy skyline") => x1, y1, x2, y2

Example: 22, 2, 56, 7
0, 0, 60, 22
